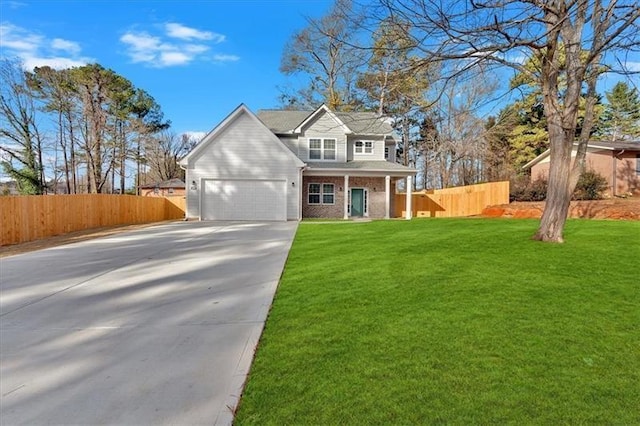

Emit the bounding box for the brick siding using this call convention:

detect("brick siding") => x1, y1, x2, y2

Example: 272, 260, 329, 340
302, 176, 393, 218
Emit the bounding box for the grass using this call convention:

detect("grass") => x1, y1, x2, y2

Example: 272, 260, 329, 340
235, 219, 640, 425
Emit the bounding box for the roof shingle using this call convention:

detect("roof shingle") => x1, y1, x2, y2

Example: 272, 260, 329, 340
257, 109, 394, 135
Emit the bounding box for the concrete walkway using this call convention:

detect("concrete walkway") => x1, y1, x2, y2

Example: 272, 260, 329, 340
0, 221, 297, 425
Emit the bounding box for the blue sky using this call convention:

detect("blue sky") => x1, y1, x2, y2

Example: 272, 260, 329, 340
0, 0, 332, 138
1, 0, 638, 140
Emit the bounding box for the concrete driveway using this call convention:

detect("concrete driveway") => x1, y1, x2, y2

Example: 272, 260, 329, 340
0, 221, 297, 425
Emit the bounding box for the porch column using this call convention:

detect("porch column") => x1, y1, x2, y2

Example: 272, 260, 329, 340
343, 175, 350, 219
405, 175, 413, 220
384, 175, 391, 219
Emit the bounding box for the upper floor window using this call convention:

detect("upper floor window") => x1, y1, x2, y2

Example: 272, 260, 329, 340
309, 138, 336, 160
355, 141, 373, 154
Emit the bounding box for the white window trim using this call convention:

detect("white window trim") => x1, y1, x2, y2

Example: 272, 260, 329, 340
308, 138, 337, 161
322, 183, 335, 205
355, 140, 374, 155
308, 183, 321, 205
308, 182, 335, 205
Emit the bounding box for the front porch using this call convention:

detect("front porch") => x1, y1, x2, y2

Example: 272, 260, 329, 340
301, 175, 414, 219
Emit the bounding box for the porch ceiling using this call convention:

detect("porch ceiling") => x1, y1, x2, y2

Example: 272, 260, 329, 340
304, 161, 416, 177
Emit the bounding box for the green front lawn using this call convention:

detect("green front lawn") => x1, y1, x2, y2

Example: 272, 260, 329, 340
235, 219, 640, 425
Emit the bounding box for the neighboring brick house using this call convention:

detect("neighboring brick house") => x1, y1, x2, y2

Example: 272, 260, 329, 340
139, 179, 186, 197
523, 141, 640, 196
179, 104, 416, 221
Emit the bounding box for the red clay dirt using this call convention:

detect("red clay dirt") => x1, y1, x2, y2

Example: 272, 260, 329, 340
483, 197, 640, 220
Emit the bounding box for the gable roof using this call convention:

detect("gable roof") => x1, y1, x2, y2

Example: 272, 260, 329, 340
293, 104, 352, 134
179, 104, 304, 168
257, 105, 395, 135
522, 140, 640, 169
257, 110, 312, 133
335, 112, 394, 134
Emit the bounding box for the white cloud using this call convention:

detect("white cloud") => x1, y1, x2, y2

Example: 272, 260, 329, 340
159, 51, 191, 66
51, 38, 81, 55
213, 54, 240, 63
624, 61, 640, 72
184, 44, 209, 54
120, 32, 161, 51
165, 23, 224, 43
0, 22, 91, 70
120, 30, 206, 67
0, 23, 42, 53
120, 22, 236, 68
23, 56, 87, 70
6, 1, 27, 9
182, 131, 206, 142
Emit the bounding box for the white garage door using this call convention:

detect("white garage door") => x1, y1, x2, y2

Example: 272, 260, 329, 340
201, 179, 287, 221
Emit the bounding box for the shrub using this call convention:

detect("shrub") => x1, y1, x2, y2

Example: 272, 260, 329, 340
574, 170, 608, 200
510, 175, 547, 202
510, 170, 608, 202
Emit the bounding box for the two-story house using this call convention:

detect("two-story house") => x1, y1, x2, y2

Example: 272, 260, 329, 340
180, 104, 416, 221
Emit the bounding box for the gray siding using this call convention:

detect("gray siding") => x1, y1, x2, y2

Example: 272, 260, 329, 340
298, 112, 347, 162
278, 135, 299, 157
348, 135, 386, 162
185, 111, 301, 220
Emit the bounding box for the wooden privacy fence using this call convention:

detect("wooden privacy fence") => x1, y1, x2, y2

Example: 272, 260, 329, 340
395, 181, 510, 218
1, 194, 186, 246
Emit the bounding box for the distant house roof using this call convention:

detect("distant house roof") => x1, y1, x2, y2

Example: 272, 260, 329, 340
139, 178, 185, 189
0, 180, 19, 195
587, 140, 640, 150
522, 140, 640, 170
257, 105, 395, 135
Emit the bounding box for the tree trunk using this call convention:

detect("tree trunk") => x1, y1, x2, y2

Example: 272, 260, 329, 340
533, 133, 572, 243
533, 105, 577, 243
120, 122, 126, 194
68, 114, 77, 194
60, 111, 71, 194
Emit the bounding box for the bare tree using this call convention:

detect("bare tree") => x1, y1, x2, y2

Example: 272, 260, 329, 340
422, 75, 496, 188
144, 131, 192, 183
360, 0, 639, 242
0, 59, 46, 194
28, 66, 80, 194
280, 0, 365, 110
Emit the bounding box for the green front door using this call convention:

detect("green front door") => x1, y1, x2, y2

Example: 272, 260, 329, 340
351, 188, 364, 217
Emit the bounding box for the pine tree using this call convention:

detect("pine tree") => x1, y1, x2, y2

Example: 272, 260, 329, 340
599, 82, 640, 141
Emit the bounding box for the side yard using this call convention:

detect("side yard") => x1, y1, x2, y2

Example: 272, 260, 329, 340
235, 219, 640, 424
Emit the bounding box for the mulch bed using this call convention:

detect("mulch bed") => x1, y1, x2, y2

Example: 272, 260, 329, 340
483, 198, 640, 220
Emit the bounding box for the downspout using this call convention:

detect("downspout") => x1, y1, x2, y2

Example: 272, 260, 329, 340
179, 163, 188, 220
298, 166, 306, 221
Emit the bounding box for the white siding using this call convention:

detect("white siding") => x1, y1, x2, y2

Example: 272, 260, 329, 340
298, 112, 347, 162
185, 111, 300, 220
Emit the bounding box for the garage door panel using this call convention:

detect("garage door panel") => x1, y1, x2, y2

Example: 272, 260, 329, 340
202, 179, 286, 221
